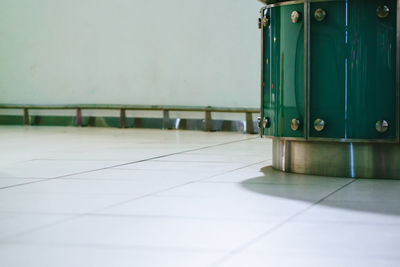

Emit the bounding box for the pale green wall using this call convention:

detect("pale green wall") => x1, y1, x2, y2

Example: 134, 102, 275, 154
0, 0, 262, 107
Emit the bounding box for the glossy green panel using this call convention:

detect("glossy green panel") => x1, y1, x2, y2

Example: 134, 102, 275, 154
346, 0, 397, 139
263, 4, 305, 138
309, 0, 397, 139
310, 1, 346, 138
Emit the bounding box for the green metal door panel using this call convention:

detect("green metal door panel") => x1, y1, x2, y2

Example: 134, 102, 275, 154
346, 0, 397, 139
263, 4, 305, 138
310, 2, 346, 138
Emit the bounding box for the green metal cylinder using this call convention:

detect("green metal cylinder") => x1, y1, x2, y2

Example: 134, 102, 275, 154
259, 0, 400, 178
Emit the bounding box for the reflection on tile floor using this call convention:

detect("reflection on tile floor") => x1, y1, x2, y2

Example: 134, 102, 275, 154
0, 126, 399, 267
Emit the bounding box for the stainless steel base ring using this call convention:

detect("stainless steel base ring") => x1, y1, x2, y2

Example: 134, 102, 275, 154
272, 139, 400, 179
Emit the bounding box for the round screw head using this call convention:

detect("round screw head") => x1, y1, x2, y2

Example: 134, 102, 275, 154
377, 5, 390, 19
291, 11, 301, 23
314, 118, 325, 132
291, 119, 301, 131
376, 120, 389, 133
314, 8, 326, 22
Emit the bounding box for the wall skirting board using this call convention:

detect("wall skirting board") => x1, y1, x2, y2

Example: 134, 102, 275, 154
0, 104, 260, 134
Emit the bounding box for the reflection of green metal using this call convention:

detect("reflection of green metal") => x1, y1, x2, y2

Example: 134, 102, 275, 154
0, 116, 23, 125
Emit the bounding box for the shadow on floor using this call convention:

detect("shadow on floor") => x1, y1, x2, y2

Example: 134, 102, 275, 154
240, 166, 400, 216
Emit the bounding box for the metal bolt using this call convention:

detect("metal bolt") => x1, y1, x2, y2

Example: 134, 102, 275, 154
314, 118, 325, 132
263, 117, 271, 128
376, 120, 389, 133
291, 119, 301, 131
291, 11, 301, 23
262, 17, 269, 27
314, 8, 326, 22
257, 117, 271, 129
377, 5, 390, 19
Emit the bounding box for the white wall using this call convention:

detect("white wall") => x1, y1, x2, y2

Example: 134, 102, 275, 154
0, 0, 262, 108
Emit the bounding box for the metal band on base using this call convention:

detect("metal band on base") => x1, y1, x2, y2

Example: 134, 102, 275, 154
272, 138, 400, 179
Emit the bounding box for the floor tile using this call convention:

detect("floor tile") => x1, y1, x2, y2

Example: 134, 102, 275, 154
0, 244, 222, 267
218, 249, 400, 267
155, 181, 350, 203
0, 126, 399, 267
0, 213, 70, 240
0, 178, 191, 196
295, 179, 400, 224
0, 168, 84, 179
114, 160, 248, 174
207, 164, 352, 185
95, 194, 308, 222
220, 221, 400, 267
0, 178, 43, 188
8, 215, 274, 251
62, 168, 216, 181
0, 190, 133, 214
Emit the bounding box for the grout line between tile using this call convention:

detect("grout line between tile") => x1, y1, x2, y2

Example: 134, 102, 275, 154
210, 178, 359, 267
86, 159, 270, 213
0, 137, 258, 191
0, 138, 265, 242
1, 240, 228, 254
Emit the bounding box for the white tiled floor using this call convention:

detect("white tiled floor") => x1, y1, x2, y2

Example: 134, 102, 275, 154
0, 126, 399, 267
